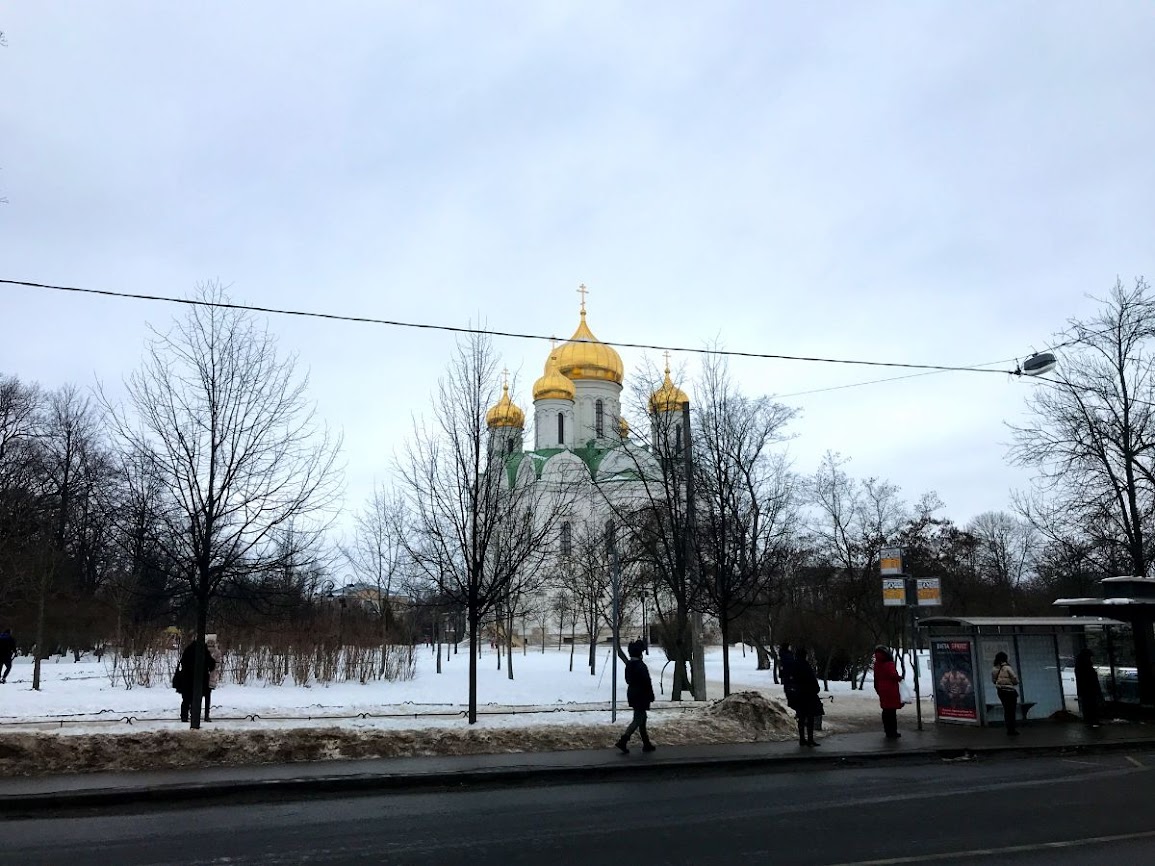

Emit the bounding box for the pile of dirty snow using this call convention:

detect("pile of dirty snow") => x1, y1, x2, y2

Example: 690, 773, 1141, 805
0, 691, 798, 777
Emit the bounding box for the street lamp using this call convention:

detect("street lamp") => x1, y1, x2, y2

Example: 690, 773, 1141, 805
1018, 352, 1057, 377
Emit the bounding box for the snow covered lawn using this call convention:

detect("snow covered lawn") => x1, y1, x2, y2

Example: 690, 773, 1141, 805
0, 644, 943, 776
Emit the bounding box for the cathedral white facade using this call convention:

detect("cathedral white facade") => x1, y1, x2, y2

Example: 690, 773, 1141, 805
484, 292, 689, 575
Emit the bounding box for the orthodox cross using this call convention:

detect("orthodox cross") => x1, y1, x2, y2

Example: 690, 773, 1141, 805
663, 350, 671, 373
577, 283, 588, 313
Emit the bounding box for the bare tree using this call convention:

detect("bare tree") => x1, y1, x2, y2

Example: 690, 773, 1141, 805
105, 282, 342, 728
0, 376, 42, 612
398, 332, 571, 723
563, 521, 632, 675
802, 452, 908, 684
601, 358, 702, 700
693, 352, 798, 695
965, 511, 1038, 611
1011, 278, 1155, 577
344, 482, 410, 656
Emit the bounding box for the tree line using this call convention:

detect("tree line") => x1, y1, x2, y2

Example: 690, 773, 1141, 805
2, 277, 1152, 723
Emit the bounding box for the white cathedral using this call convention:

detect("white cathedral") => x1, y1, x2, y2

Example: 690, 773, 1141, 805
483, 289, 689, 570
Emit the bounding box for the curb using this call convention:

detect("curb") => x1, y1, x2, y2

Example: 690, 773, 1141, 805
4, 738, 1155, 815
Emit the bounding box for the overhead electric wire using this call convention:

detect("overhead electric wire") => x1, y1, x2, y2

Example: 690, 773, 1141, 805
775, 357, 1021, 399
3, 277, 1018, 377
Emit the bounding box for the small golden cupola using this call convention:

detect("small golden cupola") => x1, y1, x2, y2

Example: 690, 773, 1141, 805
486, 379, 525, 429
648, 357, 689, 414
553, 286, 624, 384
618, 416, 631, 438
533, 345, 575, 402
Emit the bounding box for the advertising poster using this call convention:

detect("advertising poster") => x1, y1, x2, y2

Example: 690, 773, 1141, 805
932, 639, 977, 721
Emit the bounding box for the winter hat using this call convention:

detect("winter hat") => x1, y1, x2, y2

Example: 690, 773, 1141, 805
627, 640, 646, 658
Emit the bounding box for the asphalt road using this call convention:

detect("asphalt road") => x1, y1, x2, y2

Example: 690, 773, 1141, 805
3, 753, 1154, 865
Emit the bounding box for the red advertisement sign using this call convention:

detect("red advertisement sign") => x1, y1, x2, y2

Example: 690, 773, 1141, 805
932, 639, 977, 721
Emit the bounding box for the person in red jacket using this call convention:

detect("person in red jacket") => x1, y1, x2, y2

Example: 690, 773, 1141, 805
873, 646, 904, 739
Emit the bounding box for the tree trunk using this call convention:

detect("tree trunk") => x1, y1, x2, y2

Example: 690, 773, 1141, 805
189, 587, 209, 729
506, 609, 515, 680
468, 608, 479, 724
32, 581, 46, 691
720, 615, 731, 697
755, 643, 771, 672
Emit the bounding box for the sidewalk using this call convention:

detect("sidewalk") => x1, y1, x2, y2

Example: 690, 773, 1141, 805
3, 720, 1154, 813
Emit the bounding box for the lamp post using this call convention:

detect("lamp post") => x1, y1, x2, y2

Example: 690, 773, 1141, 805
608, 521, 621, 724
640, 590, 648, 650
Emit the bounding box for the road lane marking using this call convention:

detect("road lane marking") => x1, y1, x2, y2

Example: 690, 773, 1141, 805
822, 828, 1155, 865
1126, 755, 1146, 769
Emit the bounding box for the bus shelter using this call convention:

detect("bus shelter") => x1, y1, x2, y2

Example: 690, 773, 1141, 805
1056, 577, 1155, 711
919, 617, 1123, 727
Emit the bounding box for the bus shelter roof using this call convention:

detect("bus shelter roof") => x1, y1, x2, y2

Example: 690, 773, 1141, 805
919, 616, 1125, 632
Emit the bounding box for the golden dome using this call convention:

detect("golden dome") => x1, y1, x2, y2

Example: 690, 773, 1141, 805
649, 364, 689, 414
618, 416, 630, 438
533, 348, 575, 402
554, 305, 624, 385
486, 383, 525, 428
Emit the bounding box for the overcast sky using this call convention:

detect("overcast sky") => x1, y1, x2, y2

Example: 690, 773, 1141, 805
3, 2, 1153, 536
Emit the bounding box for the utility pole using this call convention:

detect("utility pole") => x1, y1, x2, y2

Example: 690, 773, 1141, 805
683, 401, 707, 701
881, 547, 939, 732
609, 522, 621, 723
906, 580, 924, 731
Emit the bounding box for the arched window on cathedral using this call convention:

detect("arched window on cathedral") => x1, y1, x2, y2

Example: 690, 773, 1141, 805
557, 412, 565, 445
595, 399, 605, 437
506, 438, 515, 455
560, 521, 572, 557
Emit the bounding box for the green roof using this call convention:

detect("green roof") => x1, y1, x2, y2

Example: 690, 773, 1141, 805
503, 443, 623, 481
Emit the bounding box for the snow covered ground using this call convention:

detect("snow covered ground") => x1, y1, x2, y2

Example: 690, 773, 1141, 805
0, 645, 1086, 776
0, 643, 948, 736
0, 646, 928, 734
0, 643, 810, 776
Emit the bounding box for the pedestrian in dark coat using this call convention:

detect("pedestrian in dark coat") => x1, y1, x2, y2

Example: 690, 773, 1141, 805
1074, 648, 1104, 728
0, 628, 16, 684
173, 639, 216, 723
615, 640, 656, 754
788, 646, 823, 747
203, 634, 222, 723
873, 647, 904, 739
991, 651, 1020, 736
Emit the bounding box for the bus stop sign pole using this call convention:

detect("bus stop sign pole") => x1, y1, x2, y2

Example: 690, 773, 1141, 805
881, 548, 924, 731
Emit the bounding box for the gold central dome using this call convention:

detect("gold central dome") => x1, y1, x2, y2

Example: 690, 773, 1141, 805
649, 364, 689, 414
554, 307, 624, 385
486, 383, 525, 428
533, 348, 575, 401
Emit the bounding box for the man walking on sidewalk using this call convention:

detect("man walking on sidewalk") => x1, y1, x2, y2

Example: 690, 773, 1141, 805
615, 640, 656, 755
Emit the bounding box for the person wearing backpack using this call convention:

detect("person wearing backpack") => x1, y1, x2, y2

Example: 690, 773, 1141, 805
991, 651, 1021, 736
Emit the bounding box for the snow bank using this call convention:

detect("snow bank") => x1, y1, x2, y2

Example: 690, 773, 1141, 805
0, 691, 798, 777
